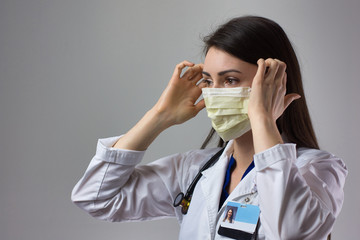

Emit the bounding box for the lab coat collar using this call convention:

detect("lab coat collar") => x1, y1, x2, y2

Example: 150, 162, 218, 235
200, 140, 258, 237
201, 140, 234, 180
201, 140, 257, 196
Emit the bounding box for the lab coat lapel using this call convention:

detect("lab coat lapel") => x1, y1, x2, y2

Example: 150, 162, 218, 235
225, 169, 257, 205
200, 143, 233, 236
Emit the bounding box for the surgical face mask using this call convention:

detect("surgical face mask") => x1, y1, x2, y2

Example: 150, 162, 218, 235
202, 87, 251, 141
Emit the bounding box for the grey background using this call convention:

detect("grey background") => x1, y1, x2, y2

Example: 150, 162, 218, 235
1, 0, 359, 239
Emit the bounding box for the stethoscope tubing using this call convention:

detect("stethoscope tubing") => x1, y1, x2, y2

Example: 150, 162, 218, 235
173, 147, 225, 214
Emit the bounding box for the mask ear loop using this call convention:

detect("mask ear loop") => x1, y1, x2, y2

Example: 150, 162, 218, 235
173, 147, 225, 214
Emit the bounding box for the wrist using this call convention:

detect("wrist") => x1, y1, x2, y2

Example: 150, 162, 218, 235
149, 107, 176, 130
250, 114, 283, 153
113, 108, 172, 151
249, 113, 276, 128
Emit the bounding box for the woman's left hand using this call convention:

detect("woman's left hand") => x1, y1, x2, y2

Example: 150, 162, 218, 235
248, 58, 301, 153
248, 58, 300, 122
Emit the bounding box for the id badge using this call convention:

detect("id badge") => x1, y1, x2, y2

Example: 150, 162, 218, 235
218, 201, 260, 240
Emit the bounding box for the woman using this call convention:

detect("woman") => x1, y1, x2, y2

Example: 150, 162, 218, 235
223, 208, 235, 224
72, 16, 347, 239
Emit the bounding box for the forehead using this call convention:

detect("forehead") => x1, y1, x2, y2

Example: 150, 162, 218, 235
203, 47, 255, 72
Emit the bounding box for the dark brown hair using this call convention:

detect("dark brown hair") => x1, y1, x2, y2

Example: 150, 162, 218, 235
201, 16, 319, 150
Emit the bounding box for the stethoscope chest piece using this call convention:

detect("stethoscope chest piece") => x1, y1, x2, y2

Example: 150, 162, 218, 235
173, 192, 190, 214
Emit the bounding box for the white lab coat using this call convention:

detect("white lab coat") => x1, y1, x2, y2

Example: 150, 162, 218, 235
71, 136, 347, 240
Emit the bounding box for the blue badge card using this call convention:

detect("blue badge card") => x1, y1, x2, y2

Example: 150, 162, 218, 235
218, 201, 260, 240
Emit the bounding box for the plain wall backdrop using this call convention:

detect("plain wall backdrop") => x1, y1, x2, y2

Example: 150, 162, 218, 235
1, 0, 359, 239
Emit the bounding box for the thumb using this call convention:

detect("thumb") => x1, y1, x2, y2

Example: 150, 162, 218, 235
284, 93, 301, 110
194, 99, 206, 114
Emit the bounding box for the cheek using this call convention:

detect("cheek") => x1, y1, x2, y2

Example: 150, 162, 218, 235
245, 72, 257, 87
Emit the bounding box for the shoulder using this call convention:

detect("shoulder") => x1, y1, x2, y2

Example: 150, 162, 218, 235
181, 147, 223, 171
295, 147, 348, 216
183, 147, 223, 162
147, 147, 223, 177
295, 147, 348, 177
296, 147, 345, 166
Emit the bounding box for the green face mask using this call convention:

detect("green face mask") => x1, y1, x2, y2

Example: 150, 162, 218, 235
202, 87, 251, 141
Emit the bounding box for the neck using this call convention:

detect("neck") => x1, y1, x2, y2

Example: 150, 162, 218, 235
232, 130, 255, 169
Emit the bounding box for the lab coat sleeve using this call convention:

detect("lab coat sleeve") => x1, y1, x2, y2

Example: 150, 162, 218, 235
254, 144, 347, 239
71, 136, 194, 222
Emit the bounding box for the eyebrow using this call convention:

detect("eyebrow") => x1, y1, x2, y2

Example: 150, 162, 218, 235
202, 69, 242, 77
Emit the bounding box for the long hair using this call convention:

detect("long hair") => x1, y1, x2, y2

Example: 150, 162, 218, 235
201, 16, 319, 150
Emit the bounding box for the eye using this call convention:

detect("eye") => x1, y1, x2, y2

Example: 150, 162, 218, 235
201, 78, 213, 87
224, 77, 240, 86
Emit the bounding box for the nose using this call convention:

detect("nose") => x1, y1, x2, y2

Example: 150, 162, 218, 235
211, 81, 222, 88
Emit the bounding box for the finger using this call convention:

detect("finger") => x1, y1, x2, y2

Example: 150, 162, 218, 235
280, 72, 287, 96
197, 80, 208, 89
182, 64, 203, 81
274, 59, 287, 85
191, 64, 204, 80
252, 58, 266, 86
190, 69, 204, 85
264, 58, 280, 83
190, 72, 203, 85
172, 61, 195, 79
274, 70, 287, 96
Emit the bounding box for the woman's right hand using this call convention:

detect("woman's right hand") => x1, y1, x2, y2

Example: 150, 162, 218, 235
113, 61, 205, 151
153, 60, 205, 127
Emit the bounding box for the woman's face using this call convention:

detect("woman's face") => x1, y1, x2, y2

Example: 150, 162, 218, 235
202, 47, 258, 88
227, 209, 233, 218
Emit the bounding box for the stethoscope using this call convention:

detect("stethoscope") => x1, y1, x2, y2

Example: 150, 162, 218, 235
173, 147, 225, 214
173, 146, 260, 239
